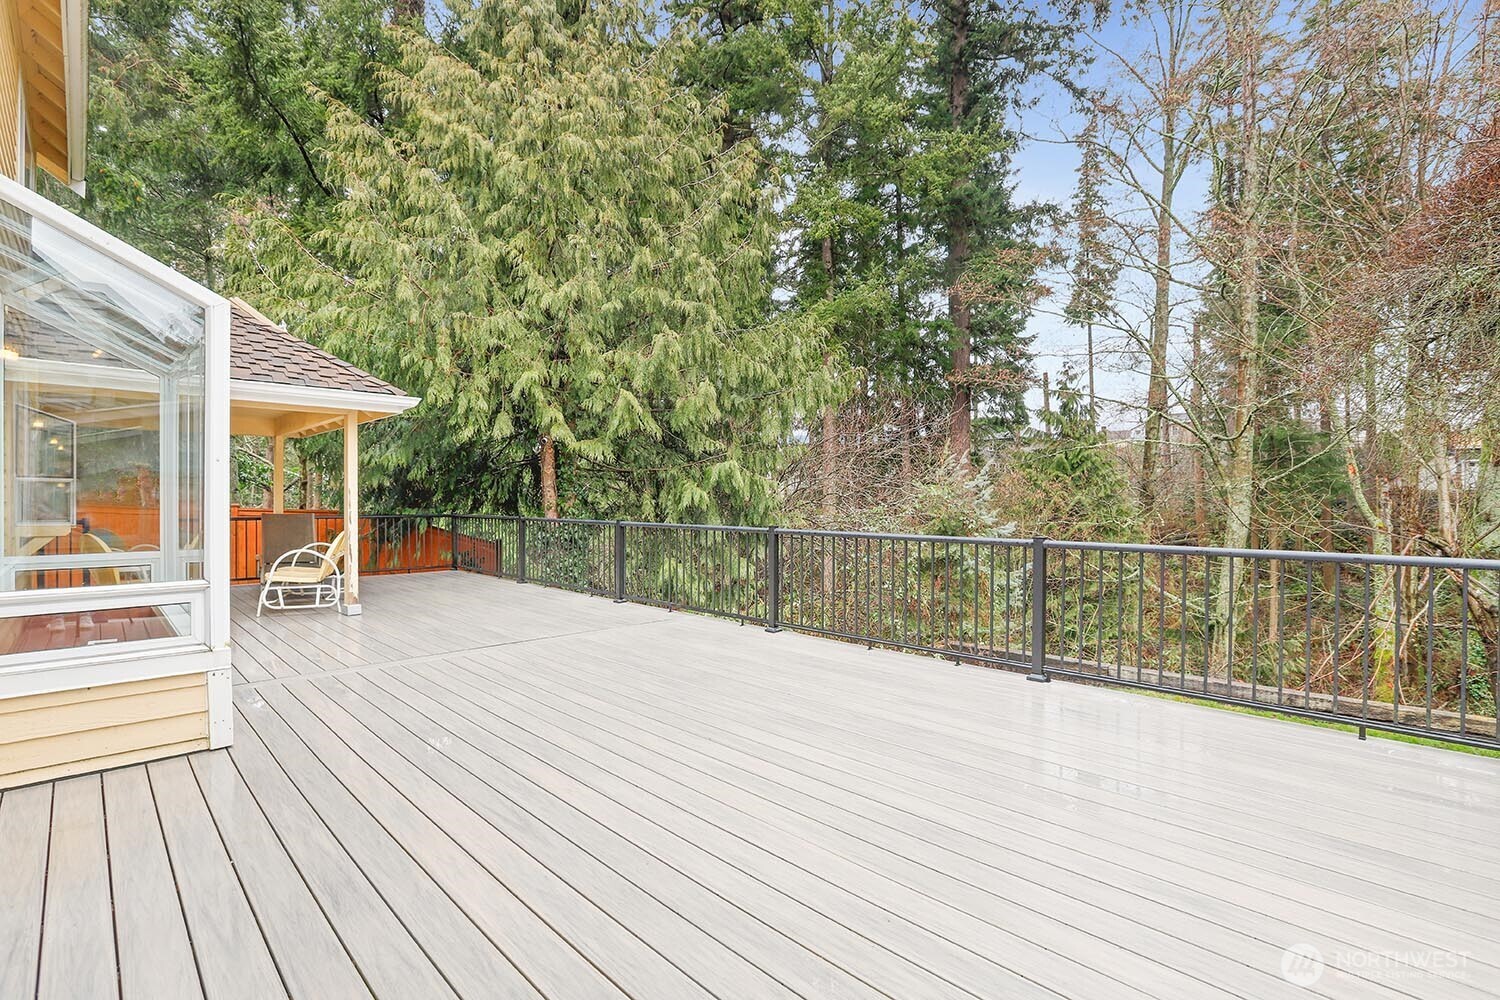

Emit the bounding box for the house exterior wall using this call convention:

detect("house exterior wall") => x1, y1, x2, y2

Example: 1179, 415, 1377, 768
0, 671, 210, 788
0, 1, 23, 182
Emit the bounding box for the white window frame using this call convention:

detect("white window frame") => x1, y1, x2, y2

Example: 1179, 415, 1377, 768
0, 176, 230, 698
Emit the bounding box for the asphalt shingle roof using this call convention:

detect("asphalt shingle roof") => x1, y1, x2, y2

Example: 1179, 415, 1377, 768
230, 299, 405, 397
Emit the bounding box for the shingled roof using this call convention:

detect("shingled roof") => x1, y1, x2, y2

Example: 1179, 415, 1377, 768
229, 298, 405, 397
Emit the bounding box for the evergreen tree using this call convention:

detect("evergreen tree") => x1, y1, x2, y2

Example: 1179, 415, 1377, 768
227, 0, 844, 521
1064, 106, 1119, 419
58, 0, 405, 286
1010, 368, 1138, 539
920, 0, 1090, 462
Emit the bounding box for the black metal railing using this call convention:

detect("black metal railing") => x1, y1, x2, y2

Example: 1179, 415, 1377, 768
372, 514, 1500, 749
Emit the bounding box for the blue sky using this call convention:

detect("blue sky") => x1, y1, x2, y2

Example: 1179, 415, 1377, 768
1009, 10, 1212, 430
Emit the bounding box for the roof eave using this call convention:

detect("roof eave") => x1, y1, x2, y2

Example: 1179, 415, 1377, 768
229, 377, 421, 416
61, 0, 87, 191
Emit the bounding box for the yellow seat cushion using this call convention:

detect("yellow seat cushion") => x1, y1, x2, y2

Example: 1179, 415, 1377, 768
266, 565, 333, 585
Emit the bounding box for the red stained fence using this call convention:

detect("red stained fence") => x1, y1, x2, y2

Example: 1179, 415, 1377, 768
230, 507, 456, 583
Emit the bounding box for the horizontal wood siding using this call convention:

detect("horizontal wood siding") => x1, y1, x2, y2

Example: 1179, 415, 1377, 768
0, 0, 21, 180
0, 673, 209, 789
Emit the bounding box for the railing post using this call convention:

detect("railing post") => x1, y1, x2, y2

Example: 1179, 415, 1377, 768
613, 521, 627, 603
516, 517, 528, 584
1028, 535, 1050, 682
450, 514, 460, 571
765, 526, 781, 633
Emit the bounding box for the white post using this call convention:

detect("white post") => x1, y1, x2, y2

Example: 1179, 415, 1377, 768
159, 375, 179, 580
340, 412, 360, 614
271, 433, 285, 513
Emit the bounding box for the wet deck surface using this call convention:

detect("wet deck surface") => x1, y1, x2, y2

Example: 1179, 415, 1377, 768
3, 571, 1497, 999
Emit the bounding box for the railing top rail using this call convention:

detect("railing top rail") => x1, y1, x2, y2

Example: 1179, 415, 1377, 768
440, 513, 1500, 570
619, 521, 765, 534
1051, 539, 1500, 572
775, 526, 1032, 545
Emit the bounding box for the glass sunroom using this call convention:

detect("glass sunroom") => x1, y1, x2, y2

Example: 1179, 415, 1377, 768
0, 176, 232, 786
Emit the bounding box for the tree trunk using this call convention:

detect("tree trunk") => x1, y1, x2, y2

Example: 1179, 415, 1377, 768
539, 435, 559, 519
1085, 319, 1096, 419
820, 234, 838, 519
1140, 110, 1177, 522
391, 0, 424, 24
945, 0, 973, 467
1318, 395, 1335, 591
1213, 4, 1264, 676
1191, 318, 1207, 541
1333, 404, 1396, 691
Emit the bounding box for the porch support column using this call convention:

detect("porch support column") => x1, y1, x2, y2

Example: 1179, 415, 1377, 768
340, 412, 361, 615
271, 434, 285, 513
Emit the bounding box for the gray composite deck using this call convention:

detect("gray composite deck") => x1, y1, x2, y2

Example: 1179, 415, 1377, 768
2, 570, 1498, 1000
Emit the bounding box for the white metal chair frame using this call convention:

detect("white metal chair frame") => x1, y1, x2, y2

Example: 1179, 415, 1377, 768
257, 531, 347, 617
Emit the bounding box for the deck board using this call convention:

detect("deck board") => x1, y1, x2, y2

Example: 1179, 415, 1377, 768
148, 755, 289, 1000
7, 571, 1499, 1000
101, 767, 204, 1000
502, 629, 1500, 923
0, 784, 51, 999
37, 777, 117, 1000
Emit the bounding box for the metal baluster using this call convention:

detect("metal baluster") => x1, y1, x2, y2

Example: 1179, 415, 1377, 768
1424, 568, 1435, 731
1027, 536, 1049, 682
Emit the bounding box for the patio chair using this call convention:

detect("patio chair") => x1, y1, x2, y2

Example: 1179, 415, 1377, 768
257, 530, 348, 616
259, 513, 315, 579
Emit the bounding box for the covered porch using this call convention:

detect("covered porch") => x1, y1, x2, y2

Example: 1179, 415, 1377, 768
226, 298, 419, 613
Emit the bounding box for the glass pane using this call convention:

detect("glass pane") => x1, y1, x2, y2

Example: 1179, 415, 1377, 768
0, 198, 205, 592
0, 602, 193, 656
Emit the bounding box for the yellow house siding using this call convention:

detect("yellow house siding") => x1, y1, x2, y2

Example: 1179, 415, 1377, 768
0, 673, 211, 789
0, 0, 23, 182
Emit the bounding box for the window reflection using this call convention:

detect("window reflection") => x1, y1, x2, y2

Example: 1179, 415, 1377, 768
0, 201, 205, 591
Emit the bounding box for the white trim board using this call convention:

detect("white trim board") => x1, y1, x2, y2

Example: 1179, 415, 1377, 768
0, 643, 228, 701
229, 378, 420, 416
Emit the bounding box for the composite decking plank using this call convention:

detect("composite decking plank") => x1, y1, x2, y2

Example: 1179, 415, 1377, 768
479, 637, 1500, 975
231, 687, 556, 1000
0, 785, 52, 1000
359, 666, 981, 1000
236, 593, 426, 671
584, 623, 1500, 847
230, 614, 325, 678
223, 711, 462, 1000
251, 682, 655, 1000
584, 598, 1451, 782
187, 749, 372, 1000
285, 678, 776, 1000
553, 621, 1500, 857
232, 610, 350, 675
14, 573, 1500, 1000
37, 776, 118, 1000
426, 655, 1354, 1000
454, 648, 1473, 1000
525, 628, 1500, 925
101, 768, 204, 1000
148, 756, 289, 1000
627, 610, 1499, 816
386, 662, 1071, 1000
326, 670, 888, 1000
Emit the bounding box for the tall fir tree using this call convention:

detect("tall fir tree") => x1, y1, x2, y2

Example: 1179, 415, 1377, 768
227, 0, 845, 521
921, 0, 1091, 462
1064, 106, 1119, 419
